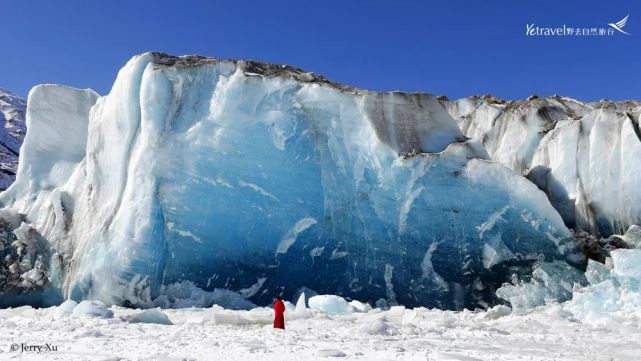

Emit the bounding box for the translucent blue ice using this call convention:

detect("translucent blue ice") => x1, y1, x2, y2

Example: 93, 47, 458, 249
0, 53, 582, 309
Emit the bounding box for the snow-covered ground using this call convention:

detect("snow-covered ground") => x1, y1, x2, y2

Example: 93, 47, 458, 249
1, 300, 639, 361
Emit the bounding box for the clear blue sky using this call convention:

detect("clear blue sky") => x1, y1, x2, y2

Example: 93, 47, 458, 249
1, 0, 639, 100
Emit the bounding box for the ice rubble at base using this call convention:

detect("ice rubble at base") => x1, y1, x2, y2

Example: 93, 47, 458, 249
121, 308, 173, 325
0, 52, 584, 310
15, 245, 641, 330
566, 249, 641, 323
53, 298, 173, 325
54, 299, 79, 318
442, 95, 641, 237
72, 300, 113, 318
497, 225, 641, 318
308, 295, 355, 315
495, 260, 586, 314
10, 234, 641, 324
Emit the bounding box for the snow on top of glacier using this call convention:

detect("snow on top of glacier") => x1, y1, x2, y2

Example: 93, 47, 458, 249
146, 53, 641, 111
149, 52, 360, 93
145, 52, 455, 99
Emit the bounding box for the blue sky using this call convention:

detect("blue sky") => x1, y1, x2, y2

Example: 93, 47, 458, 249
1, 0, 639, 100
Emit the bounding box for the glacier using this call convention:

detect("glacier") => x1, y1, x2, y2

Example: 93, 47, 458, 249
0, 53, 584, 310
442, 95, 641, 237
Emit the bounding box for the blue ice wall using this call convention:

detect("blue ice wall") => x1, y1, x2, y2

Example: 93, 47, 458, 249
0, 54, 583, 309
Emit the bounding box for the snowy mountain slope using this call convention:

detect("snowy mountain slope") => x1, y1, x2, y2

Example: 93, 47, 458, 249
441, 95, 641, 237
0, 53, 581, 310
0, 88, 26, 190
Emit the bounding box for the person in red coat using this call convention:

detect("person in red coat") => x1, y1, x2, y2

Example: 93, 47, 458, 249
273, 296, 285, 329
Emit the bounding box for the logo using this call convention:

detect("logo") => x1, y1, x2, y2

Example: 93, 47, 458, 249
526, 15, 631, 37
608, 15, 630, 35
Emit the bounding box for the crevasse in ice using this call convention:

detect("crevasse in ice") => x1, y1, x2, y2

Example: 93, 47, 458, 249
0, 53, 582, 309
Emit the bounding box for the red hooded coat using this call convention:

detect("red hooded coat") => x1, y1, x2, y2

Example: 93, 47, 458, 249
273, 298, 285, 329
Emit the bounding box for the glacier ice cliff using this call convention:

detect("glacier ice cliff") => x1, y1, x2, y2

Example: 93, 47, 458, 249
0, 53, 583, 309
442, 95, 641, 237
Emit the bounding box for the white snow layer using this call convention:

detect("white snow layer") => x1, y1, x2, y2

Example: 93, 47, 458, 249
442, 95, 641, 237
0, 53, 580, 310
1, 285, 641, 360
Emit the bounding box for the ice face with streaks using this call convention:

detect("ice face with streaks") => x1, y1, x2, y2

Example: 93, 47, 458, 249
0, 53, 581, 309
442, 95, 641, 237
529, 106, 641, 236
